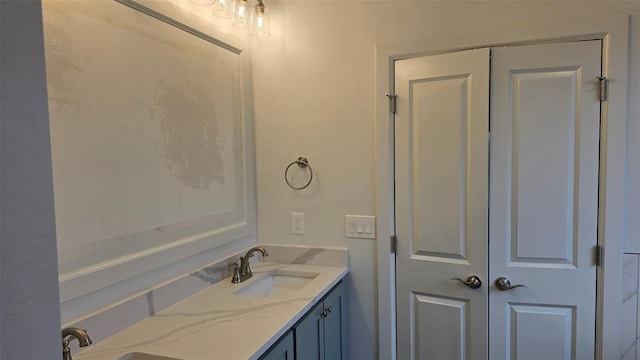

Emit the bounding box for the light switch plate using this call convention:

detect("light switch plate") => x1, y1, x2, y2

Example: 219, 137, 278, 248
345, 215, 376, 239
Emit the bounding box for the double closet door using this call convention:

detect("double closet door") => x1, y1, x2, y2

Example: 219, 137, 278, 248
395, 41, 602, 359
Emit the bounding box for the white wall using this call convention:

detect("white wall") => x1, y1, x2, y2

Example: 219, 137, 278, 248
0, 1, 62, 357
251, 2, 640, 358
623, 16, 640, 359
626, 15, 640, 253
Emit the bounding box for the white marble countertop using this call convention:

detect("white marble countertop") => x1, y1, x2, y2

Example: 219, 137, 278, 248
75, 262, 348, 360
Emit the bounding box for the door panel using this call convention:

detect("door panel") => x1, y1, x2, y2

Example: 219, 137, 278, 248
395, 48, 490, 360
412, 75, 470, 259
413, 294, 469, 360
489, 41, 601, 359
508, 304, 575, 360
510, 70, 580, 265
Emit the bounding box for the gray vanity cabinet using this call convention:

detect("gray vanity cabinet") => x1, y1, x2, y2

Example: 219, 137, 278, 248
259, 330, 294, 360
260, 281, 345, 360
294, 281, 345, 360
294, 300, 324, 359
320, 282, 344, 359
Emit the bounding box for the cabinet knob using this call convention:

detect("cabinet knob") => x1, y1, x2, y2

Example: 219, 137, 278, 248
321, 307, 333, 318
320, 306, 333, 317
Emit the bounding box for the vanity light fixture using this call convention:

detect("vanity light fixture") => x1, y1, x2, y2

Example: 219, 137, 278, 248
188, 0, 271, 37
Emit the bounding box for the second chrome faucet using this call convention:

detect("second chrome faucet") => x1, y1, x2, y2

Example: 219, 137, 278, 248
232, 246, 269, 283
62, 327, 92, 360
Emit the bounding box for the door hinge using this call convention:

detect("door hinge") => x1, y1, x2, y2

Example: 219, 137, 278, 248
391, 235, 397, 254
597, 77, 608, 101
595, 245, 603, 267
386, 94, 397, 114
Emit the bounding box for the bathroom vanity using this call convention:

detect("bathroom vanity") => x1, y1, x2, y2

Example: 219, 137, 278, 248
74, 262, 347, 360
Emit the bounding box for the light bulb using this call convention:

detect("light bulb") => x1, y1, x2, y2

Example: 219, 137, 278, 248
232, 0, 250, 29
250, 1, 270, 37
256, 15, 264, 30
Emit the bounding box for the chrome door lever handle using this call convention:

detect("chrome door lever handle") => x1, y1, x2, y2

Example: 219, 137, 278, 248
495, 276, 528, 291
450, 275, 482, 289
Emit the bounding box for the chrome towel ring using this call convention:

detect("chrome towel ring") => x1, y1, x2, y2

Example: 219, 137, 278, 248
285, 156, 313, 190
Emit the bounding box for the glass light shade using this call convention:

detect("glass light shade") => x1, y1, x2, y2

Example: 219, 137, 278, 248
212, 0, 233, 18
188, 0, 214, 5
232, 0, 251, 29
251, 4, 270, 37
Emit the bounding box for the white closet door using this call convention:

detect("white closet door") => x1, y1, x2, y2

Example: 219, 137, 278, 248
395, 48, 490, 360
489, 40, 601, 360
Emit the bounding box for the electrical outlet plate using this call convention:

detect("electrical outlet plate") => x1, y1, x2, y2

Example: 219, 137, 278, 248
345, 215, 376, 239
291, 212, 305, 235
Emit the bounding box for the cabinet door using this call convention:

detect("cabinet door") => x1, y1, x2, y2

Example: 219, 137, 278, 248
323, 282, 345, 360
259, 330, 294, 360
294, 299, 325, 360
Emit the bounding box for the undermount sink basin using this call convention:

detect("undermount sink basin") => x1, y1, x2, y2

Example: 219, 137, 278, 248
117, 352, 182, 360
234, 270, 319, 298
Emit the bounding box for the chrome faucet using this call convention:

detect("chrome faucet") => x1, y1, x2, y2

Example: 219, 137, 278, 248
232, 246, 269, 283
62, 327, 92, 360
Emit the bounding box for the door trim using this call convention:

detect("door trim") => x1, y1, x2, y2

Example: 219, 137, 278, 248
375, 15, 630, 360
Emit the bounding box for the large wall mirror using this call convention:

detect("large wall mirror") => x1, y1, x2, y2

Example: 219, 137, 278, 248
42, 0, 255, 319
